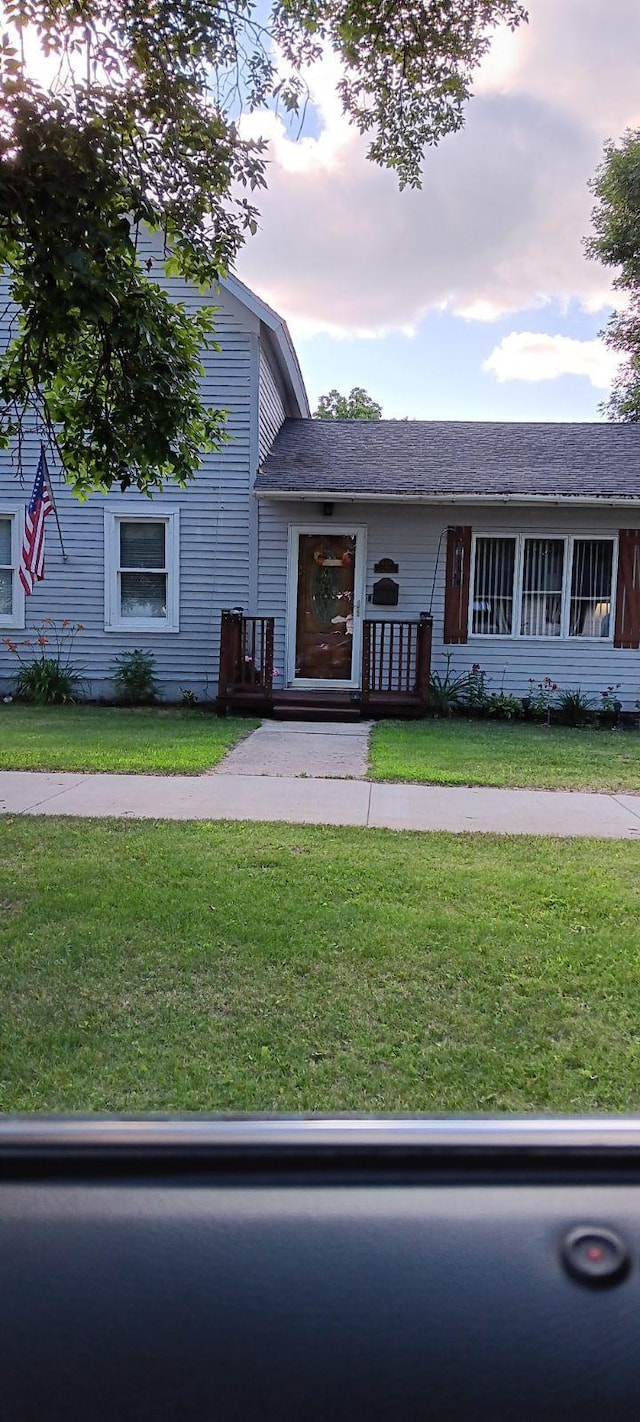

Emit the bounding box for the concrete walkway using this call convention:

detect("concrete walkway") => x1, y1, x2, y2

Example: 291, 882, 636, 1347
2, 769, 640, 837
215, 719, 371, 779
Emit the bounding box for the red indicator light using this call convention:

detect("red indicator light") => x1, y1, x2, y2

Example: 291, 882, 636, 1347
586, 1246, 603, 1262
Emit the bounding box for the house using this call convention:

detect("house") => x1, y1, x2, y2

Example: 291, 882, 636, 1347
2, 251, 640, 714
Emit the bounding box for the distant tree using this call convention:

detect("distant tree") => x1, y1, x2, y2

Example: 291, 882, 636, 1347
314, 387, 382, 420
588, 130, 640, 421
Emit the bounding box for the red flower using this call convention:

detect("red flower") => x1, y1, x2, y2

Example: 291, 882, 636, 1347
37, 636, 48, 646
76, 623, 85, 631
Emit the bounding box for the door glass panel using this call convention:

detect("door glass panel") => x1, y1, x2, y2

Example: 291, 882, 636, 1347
295, 535, 356, 680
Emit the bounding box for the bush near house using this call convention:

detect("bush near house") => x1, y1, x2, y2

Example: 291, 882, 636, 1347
112, 649, 159, 705
2, 619, 85, 704
428, 658, 626, 728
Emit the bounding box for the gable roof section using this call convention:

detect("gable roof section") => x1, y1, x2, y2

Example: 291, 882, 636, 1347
222, 274, 310, 419
256, 419, 640, 503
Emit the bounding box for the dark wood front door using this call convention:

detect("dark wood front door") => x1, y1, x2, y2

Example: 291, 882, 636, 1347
288, 529, 365, 686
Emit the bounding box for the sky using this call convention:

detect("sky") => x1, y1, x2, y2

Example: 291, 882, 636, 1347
235, 0, 640, 421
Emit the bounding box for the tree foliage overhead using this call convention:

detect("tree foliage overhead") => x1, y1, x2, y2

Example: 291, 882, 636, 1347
314, 386, 382, 419
0, 0, 527, 493
588, 130, 640, 423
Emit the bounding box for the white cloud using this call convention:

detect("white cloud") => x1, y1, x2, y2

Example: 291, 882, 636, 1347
235, 0, 640, 338
483, 332, 623, 388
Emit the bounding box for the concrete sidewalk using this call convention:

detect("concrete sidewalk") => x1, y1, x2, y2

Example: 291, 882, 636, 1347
2, 770, 640, 836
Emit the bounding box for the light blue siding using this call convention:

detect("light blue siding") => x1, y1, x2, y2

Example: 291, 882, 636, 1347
258, 344, 287, 463
256, 499, 640, 708
0, 252, 257, 702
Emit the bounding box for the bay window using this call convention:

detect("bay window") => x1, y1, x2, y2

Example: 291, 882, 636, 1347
470, 534, 616, 640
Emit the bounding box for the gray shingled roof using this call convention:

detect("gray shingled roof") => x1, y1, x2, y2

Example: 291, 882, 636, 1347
256, 419, 640, 500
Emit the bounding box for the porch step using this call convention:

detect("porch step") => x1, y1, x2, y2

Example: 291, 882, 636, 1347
273, 701, 362, 723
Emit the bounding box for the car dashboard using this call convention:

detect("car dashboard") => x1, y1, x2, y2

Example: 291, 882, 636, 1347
1, 1116, 640, 1418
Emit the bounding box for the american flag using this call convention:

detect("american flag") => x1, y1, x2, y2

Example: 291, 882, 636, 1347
20, 449, 54, 595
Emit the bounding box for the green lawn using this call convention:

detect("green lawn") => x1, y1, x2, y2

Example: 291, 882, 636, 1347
370, 718, 640, 792
0, 705, 258, 774
2, 816, 640, 1113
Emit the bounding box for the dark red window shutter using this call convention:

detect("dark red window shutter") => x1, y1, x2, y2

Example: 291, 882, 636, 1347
614, 529, 640, 649
443, 525, 472, 644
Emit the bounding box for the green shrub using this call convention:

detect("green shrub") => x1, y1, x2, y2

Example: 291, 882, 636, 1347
598, 686, 622, 727
112, 649, 158, 705
461, 663, 490, 713
485, 691, 524, 720
525, 677, 558, 722
429, 654, 472, 715
556, 688, 596, 727
3, 619, 85, 704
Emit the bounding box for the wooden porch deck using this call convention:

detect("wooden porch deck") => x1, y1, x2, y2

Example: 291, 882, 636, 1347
216, 612, 432, 720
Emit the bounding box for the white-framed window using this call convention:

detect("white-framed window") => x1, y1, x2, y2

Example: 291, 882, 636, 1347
470, 534, 616, 640
0, 510, 25, 630
520, 538, 565, 637
471, 536, 516, 636
104, 510, 179, 632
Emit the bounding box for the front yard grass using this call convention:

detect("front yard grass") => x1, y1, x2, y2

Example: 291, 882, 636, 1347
2, 816, 640, 1113
0, 705, 258, 774
370, 718, 640, 792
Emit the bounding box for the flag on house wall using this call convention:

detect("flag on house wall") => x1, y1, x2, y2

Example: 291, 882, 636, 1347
19, 448, 54, 594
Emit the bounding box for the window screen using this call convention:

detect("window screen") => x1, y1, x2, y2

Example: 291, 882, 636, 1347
569, 540, 613, 638
119, 521, 167, 619
471, 538, 516, 635
520, 539, 564, 637
120, 522, 165, 570
0, 517, 12, 617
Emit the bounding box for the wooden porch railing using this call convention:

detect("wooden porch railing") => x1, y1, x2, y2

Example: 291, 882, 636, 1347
217, 610, 275, 710
361, 616, 432, 708
218, 611, 432, 713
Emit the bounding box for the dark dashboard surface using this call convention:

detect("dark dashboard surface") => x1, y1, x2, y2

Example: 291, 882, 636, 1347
2, 1116, 640, 1419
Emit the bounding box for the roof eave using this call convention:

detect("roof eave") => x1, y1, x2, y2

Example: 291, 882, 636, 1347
254, 488, 640, 506
222, 274, 310, 419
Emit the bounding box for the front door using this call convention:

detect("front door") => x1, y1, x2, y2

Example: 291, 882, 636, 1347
287, 527, 366, 687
